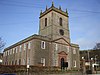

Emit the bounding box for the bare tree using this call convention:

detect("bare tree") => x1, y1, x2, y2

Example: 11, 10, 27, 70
93, 43, 100, 50
0, 37, 5, 52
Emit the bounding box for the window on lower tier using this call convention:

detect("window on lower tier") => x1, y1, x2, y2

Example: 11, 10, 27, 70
41, 58, 45, 66
19, 59, 21, 65
15, 60, 17, 65
74, 60, 76, 67
41, 41, 45, 49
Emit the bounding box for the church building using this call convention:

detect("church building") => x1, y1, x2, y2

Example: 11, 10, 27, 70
3, 2, 80, 70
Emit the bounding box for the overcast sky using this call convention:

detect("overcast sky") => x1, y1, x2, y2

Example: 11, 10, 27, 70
0, 0, 100, 52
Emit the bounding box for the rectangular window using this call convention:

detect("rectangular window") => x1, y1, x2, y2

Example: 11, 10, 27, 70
41, 41, 45, 49
8, 50, 9, 55
16, 47, 18, 53
13, 48, 15, 54
14, 48, 16, 53
15, 60, 17, 65
19, 59, 21, 65
19, 45, 22, 52
28, 41, 31, 49
24, 43, 26, 50
41, 58, 45, 66
74, 60, 76, 67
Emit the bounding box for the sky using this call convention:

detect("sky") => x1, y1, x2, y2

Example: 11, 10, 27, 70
0, 0, 100, 52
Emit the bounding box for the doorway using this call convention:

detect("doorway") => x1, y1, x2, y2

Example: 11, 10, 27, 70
58, 51, 67, 67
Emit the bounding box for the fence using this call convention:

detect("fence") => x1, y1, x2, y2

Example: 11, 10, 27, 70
0, 65, 61, 75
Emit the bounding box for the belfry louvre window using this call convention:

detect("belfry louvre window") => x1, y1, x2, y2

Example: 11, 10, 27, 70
45, 18, 47, 26
59, 17, 62, 26
41, 41, 45, 49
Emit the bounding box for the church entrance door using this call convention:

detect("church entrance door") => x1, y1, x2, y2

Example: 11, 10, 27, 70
58, 51, 67, 67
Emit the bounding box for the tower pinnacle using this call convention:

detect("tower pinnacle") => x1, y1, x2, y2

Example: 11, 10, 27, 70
52, 1, 54, 7
46, 5, 48, 10
66, 8, 68, 13
40, 10, 42, 15
59, 6, 61, 10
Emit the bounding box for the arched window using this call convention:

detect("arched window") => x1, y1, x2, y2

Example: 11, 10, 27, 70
59, 18, 62, 26
45, 18, 47, 26
41, 41, 45, 49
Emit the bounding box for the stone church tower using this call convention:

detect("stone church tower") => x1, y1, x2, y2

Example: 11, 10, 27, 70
39, 2, 70, 43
